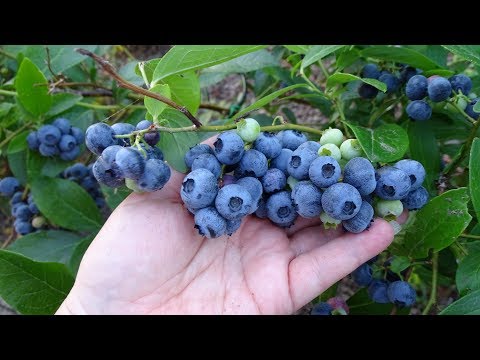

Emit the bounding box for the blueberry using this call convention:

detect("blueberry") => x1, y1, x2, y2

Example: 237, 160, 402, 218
465, 98, 480, 120
14, 204, 32, 221
181, 169, 218, 210
387, 281, 416, 307
27, 194, 35, 205
234, 149, 268, 178
394, 159, 426, 190
51, 118, 71, 135
11, 203, 22, 216
115, 147, 146, 180
14, 220, 34, 235
235, 176, 263, 212
0, 177, 20, 197
287, 147, 318, 180
270, 148, 293, 175
368, 279, 390, 304
266, 190, 297, 227
236, 118, 260, 143
60, 146, 80, 161
92, 157, 125, 188
400, 66, 418, 83
135, 159, 171, 192
309, 156, 341, 188
318, 144, 342, 162
191, 153, 222, 178
136, 120, 160, 146
297, 141, 321, 153
140, 144, 164, 161
358, 83, 379, 99
26, 132, 39, 150
28, 201, 39, 215
58, 134, 77, 152
278, 130, 307, 150
402, 186, 429, 210
343, 157, 376, 196
226, 218, 242, 236
374, 166, 411, 200
291, 181, 323, 218
38, 124, 62, 145
343, 200, 374, 233
406, 100, 432, 121
261, 168, 287, 194
70, 127, 85, 145
67, 163, 89, 180
428, 77, 452, 102
253, 132, 282, 159
95, 197, 106, 208
311, 302, 333, 315
10, 191, 24, 205
352, 263, 373, 287
321, 183, 362, 221
339, 139, 364, 160
221, 174, 236, 187
214, 131, 245, 165
361, 64, 381, 79
85, 123, 118, 156
449, 74, 472, 95
406, 75, 428, 100
215, 184, 253, 220
320, 128, 344, 147
184, 144, 214, 168
111, 122, 135, 146
255, 197, 268, 218
194, 207, 227, 239
379, 72, 400, 93
39, 143, 59, 157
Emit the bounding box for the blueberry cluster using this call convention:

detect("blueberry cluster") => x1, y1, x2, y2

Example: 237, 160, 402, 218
60, 163, 106, 209
84, 120, 171, 193
311, 297, 349, 315
0, 177, 44, 235
27, 118, 85, 161
180, 119, 429, 239
352, 259, 417, 308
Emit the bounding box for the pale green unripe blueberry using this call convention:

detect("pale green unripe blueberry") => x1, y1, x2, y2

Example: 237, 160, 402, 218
31, 216, 46, 229
375, 199, 403, 221
236, 118, 261, 143
469, 92, 477, 99
319, 128, 344, 146
320, 212, 341, 229
125, 178, 143, 193
340, 139, 364, 160
287, 175, 299, 190
456, 97, 468, 110
318, 143, 342, 162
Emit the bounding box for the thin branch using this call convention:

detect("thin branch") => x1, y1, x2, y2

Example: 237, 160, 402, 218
460, 233, 480, 240
199, 103, 229, 113
45, 47, 59, 80
75, 48, 203, 128
422, 252, 438, 315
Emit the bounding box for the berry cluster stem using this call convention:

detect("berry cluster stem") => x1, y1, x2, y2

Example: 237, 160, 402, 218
422, 251, 438, 315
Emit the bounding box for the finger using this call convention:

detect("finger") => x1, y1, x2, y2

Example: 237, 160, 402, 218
289, 224, 345, 256
288, 218, 394, 310
285, 217, 322, 237
397, 209, 409, 225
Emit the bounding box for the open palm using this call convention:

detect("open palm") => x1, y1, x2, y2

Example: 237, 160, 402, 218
56, 165, 394, 315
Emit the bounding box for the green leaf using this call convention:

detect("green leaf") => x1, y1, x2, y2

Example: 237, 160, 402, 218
301, 45, 345, 70
361, 46, 441, 70
119, 60, 145, 86
423, 69, 455, 78
31, 177, 102, 232
15, 58, 52, 116
456, 247, 480, 296
158, 109, 199, 173
7, 131, 28, 185
440, 289, 480, 315
152, 45, 266, 84
347, 288, 409, 315
231, 84, 309, 121
442, 45, 480, 67
404, 188, 472, 259
0, 250, 74, 315
101, 185, 131, 210
390, 256, 411, 274
408, 121, 440, 193
283, 45, 311, 54
163, 71, 200, 114
344, 123, 409, 163
144, 83, 171, 120
68, 233, 96, 276
27, 150, 70, 179
470, 138, 480, 220
8, 230, 82, 265
0, 103, 15, 118
45, 93, 83, 118
336, 48, 361, 70
135, 58, 161, 84
326, 72, 387, 92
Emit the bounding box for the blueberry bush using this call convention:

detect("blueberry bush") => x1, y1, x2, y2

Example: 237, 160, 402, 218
1, 45, 480, 315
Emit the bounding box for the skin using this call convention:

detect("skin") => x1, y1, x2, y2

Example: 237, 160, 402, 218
56, 138, 398, 315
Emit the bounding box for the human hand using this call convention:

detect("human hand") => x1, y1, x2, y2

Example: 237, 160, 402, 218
56, 139, 397, 315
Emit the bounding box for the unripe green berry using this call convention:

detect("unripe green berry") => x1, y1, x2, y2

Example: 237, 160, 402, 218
236, 118, 261, 143
320, 212, 341, 229
318, 143, 342, 162
469, 92, 477, 99
456, 97, 468, 110
319, 128, 344, 146
375, 199, 403, 221
125, 178, 143, 193
340, 139, 364, 160
287, 175, 299, 190
31, 216, 46, 229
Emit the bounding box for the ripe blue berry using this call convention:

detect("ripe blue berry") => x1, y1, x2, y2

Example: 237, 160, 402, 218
291, 181, 323, 218
297, 141, 321, 153
115, 147, 146, 180
136, 120, 160, 146
368, 279, 390, 304
287, 147, 318, 180
449, 74, 472, 95
135, 159, 171, 192
81, 176, 97, 191
352, 263, 373, 287
406, 75, 428, 100
214, 131, 245, 165
374, 166, 411, 200
58, 134, 77, 152
311, 302, 333, 315
361, 64, 381, 79
39, 143, 59, 157
92, 157, 125, 188
401, 186, 429, 210
85, 123, 118, 156
181, 169, 218, 210
194, 207, 227, 239
59, 146, 80, 161
343, 157, 377, 196
10, 191, 23, 205
67, 163, 89, 180
52, 118, 71, 134
266, 190, 297, 227
343, 200, 374, 233
191, 153, 222, 178
0, 177, 20, 197
235, 177, 263, 212
406, 100, 432, 121
184, 144, 214, 168
70, 127, 85, 145
215, 184, 253, 220
226, 218, 242, 236
278, 130, 307, 150
14, 220, 34, 235
358, 83, 378, 99
400, 66, 418, 83
38, 125, 62, 145
387, 281, 416, 307
261, 168, 286, 194
309, 156, 341, 188
255, 197, 268, 218
379, 72, 400, 93
394, 159, 426, 190
234, 149, 268, 178
111, 123, 135, 146
28, 201, 39, 215
321, 183, 362, 220
428, 77, 452, 102
253, 132, 282, 159
26, 132, 39, 150
14, 204, 32, 221
270, 148, 293, 175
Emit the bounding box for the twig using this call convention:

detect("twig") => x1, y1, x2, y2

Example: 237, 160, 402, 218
75, 48, 202, 128
422, 252, 438, 315
0, 122, 32, 148
199, 103, 229, 113
45, 47, 60, 80
460, 233, 480, 240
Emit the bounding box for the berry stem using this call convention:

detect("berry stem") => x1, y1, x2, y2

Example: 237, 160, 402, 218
448, 99, 476, 125
422, 251, 438, 315
0, 89, 17, 97
0, 122, 32, 148
460, 233, 480, 240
